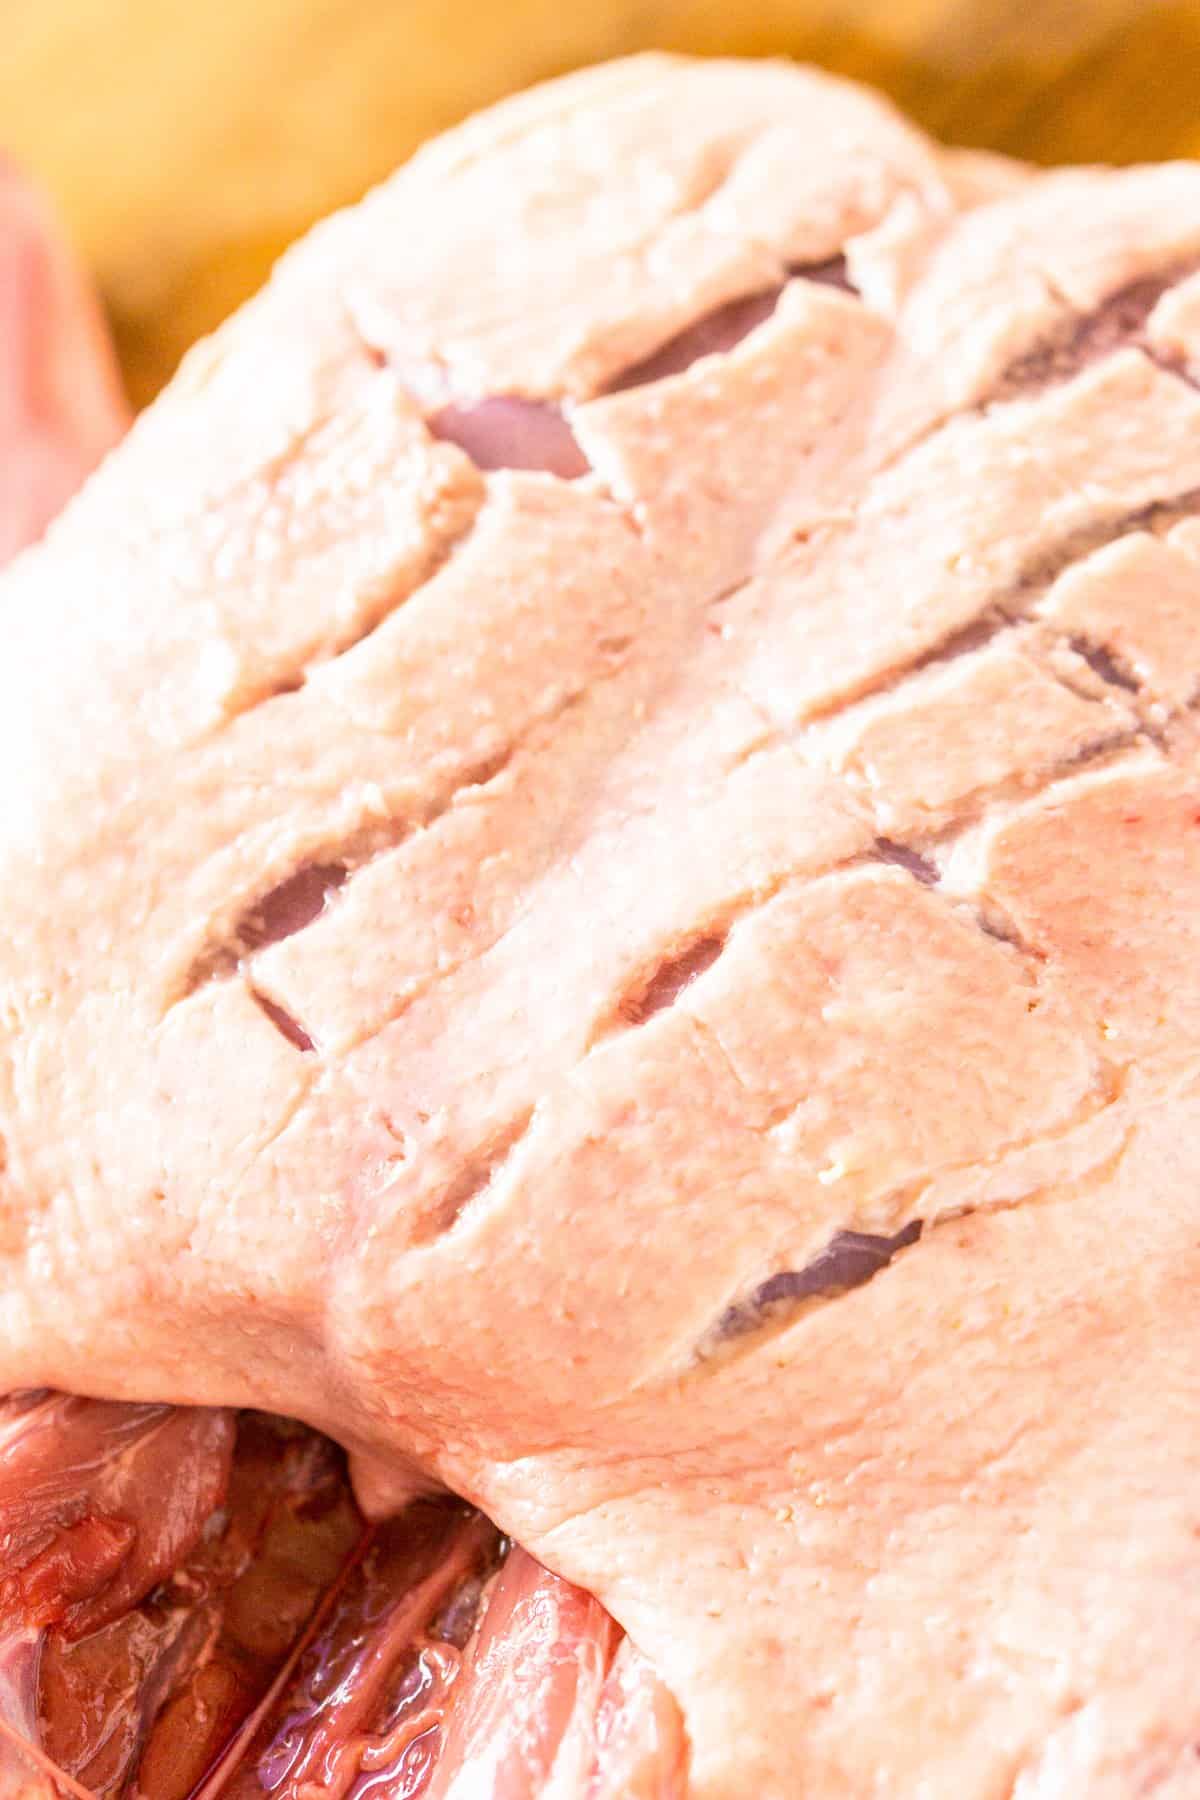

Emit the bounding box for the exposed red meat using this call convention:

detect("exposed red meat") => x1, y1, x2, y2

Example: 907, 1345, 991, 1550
587, 1638, 689, 1800
0, 1396, 234, 1640
217, 1502, 496, 1798
0, 1403, 362, 1798
0, 1401, 681, 1800
425, 1547, 618, 1799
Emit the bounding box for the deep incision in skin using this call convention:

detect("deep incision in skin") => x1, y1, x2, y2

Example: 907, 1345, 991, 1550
7, 53, 1200, 1800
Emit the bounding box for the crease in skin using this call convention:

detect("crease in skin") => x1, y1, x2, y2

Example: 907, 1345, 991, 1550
564, 820, 876, 1058
1063, 635, 1142, 696
1032, 627, 1182, 747
1155, 350, 1200, 394
603, 258, 858, 396
871, 837, 940, 886
967, 891, 1048, 963
669, 138, 746, 219
605, 289, 787, 395
816, 615, 1149, 842
785, 473, 1200, 739
207, 491, 487, 740
180, 259, 1200, 1067
269, 664, 639, 1063
843, 729, 1154, 871
913, 721, 1145, 836
797, 254, 858, 295
177, 739, 526, 1022
412, 1107, 537, 1246
694, 1102, 1138, 1370
859, 747, 1162, 982
994, 260, 1200, 399
605, 932, 731, 1034
999, 469, 1200, 600
248, 986, 316, 1054
178, 861, 351, 1009
316, 498, 484, 668
707, 1219, 925, 1350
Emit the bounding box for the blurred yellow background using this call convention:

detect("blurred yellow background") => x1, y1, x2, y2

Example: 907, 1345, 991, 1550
5, 0, 1200, 403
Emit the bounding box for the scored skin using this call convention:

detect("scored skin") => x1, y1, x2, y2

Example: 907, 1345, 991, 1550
4, 51, 1200, 1798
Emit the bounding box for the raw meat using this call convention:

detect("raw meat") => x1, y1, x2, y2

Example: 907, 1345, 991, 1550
0, 1399, 351, 1798
0, 161, 126, 560
0, 1396, 681, 1799
0, 165, 674, 1800
3, 52, 1200, 1796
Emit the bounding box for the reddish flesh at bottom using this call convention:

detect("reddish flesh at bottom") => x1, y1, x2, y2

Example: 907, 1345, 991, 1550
424, 1547, 620, 1800
0, 1399, 685, 1800
0, 170, 685, 1800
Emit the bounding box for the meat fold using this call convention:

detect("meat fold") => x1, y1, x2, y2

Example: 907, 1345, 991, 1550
0, 172, 678, 1800
5, 51, 1200, 1800
0, 1397, 683, 1800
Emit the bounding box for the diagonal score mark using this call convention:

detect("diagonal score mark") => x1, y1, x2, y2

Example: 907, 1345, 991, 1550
223, 252, 1200, 757
177, 241, 1200, 1081
603, 257, 859, 396
994, 260, 1200, 400
177, 740, 526, 1052
796, 481, 1200, 736
193, 489, 486, 748
712, 1219, 925, 1349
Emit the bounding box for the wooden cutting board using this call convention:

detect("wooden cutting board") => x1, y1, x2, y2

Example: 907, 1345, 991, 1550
5, 0, 1200, 404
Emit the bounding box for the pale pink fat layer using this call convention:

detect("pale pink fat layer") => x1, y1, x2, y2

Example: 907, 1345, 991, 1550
3, 53, 1200, 1798
0, 168, 673, 1800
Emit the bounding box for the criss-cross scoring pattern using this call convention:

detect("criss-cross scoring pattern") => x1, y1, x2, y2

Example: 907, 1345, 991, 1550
5, 55, 1200, 1799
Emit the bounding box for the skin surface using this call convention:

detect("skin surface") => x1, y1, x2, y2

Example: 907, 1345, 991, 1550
0, 159, 678, 1800
3, 53, 1200, 1795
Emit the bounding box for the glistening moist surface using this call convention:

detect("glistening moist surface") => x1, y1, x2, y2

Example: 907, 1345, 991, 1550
0, 1396, 682, 1799
4, 52, 1200, 1798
